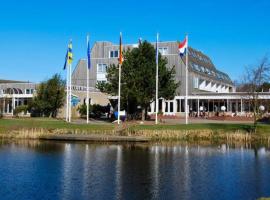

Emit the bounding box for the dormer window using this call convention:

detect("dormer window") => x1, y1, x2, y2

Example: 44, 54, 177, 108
109, 50, 119, 58
158, 47, 168, 55
97, 64, 108, 73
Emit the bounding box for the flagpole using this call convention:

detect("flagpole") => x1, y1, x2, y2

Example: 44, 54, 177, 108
69, 62, 72, 122
155, 33, 159, 125
117, 65, 121, 125
117, 32, 122, 125
185, 35, 189, 125
66, 63, 69, 122
118, 63, 121, 124
86, 35, 89, 124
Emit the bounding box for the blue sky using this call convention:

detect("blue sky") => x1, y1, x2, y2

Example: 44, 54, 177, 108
0, 0, 269, 83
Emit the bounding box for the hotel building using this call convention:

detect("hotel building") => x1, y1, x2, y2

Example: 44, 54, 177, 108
1, 40, 270, 117
72, 40, 269, 117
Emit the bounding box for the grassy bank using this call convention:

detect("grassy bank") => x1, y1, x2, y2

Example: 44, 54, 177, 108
128, 123, 270, 142
0, 118, 115, 139
0, 118, 114, 132
0, 118, 270, 142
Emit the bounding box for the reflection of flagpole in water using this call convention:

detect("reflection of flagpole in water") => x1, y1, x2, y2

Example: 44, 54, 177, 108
151, 145, 160, 199
82, 144, 91, 197
115, 145, 122, 199
182, 144, 191, 197
61, 144, 72, 200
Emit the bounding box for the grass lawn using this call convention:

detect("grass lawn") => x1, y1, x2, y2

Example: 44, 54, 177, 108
0, 118, 270, 135
132, 123, 270, 135
0, 118, 114, 133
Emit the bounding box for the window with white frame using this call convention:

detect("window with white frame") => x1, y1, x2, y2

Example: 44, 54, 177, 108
97, 80, 106, 84
109, 50, 119, 58
193, 77, 199, 88
25, 89, 35, 94
158, 47, 168, 55
97, 64, 108, 73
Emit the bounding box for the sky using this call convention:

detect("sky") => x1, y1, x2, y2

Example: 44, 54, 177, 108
0, 0, 269, 83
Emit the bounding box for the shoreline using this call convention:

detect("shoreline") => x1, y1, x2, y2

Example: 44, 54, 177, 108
0, 127, 270, 144
39, 134, 150, 142
0, 118, 270, 143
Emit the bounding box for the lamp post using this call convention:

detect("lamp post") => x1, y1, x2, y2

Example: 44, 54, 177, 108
221, 106, 226, 118
199, 106, 204, 118
259, 105, 265, 112
259, 105, 265, 121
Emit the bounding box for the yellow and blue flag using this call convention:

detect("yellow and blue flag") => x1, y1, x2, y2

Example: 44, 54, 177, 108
63, 41, 73, 70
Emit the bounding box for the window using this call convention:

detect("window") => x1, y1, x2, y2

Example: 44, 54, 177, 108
97, 64, 108, 73
158, 47, 168, 55
26, 89, 30, 94
109, 50, 119, 58
191, 63, 200, 72
97, 80, 106, 84
205, 68, 211, 75
170, 102, 173, 112
177, 99, 181, 112
83, 98, 91, 105
193, 77, 199, 88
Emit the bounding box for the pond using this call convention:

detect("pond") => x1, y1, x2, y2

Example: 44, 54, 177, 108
0, 140, 270, 200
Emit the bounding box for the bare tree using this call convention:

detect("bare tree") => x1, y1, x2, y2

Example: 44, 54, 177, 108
242, 57, 270, 130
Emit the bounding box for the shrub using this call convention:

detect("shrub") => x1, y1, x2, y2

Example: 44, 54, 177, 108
92, 104, 108, 118
14, 105, 28, 117
78, 104, 89, 117
77, 104, 109, 119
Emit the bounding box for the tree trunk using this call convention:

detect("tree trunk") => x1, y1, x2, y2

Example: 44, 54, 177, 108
144, 107, 148, 120
142, 108, 145, 121
253, 99, 257, 133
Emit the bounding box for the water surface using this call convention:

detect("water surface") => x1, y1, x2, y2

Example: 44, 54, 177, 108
0, 140, 270, 200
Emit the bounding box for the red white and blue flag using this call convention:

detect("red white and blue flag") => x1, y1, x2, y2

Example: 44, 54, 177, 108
178, 37, 188, 57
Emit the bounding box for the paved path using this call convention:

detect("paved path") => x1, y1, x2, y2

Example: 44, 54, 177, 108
69, 117, 253, 125
71, 118, 111, 124
162, 118, 253, 124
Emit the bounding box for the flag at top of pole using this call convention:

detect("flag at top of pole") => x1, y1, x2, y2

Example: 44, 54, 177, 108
179, 35, 189, 125
63, 41, 73, 70
68, 41, 73, 64
178, 37, 188, 57
87, 35, 91, 69
119, 32, 123, 64
63, 51, 68, 70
